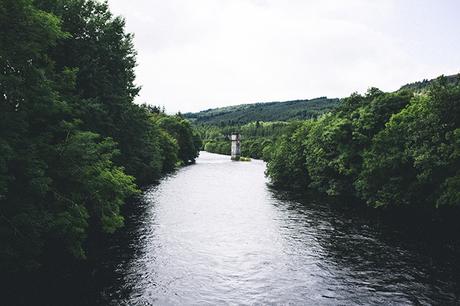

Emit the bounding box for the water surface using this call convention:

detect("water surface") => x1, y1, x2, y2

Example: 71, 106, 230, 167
102, 152, 460, 305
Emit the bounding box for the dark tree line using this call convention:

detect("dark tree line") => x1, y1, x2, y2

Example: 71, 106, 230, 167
266, 77, 460, 209
0, 0, 200, 276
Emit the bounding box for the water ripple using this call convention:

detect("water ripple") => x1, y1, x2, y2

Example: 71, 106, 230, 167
102, 152, 460, 305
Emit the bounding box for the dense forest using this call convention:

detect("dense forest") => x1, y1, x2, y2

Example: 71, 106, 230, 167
399, 74, 459, 92
185, 97, 339, 125
0, 0, 200, 281
267, 77, 460, 210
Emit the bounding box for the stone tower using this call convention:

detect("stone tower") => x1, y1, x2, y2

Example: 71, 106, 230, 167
231, 133, 241, 161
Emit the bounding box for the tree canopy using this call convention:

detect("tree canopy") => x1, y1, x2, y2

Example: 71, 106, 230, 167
0, 0, 200, 275
266, 76, 460, 210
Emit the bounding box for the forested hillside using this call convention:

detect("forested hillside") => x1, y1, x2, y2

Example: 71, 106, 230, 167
399, 73, 459, 92
0, 0, 200, 280
185, 97, 339, 125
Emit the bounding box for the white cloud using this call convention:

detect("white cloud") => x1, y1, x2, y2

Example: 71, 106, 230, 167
108, 0, 460, 113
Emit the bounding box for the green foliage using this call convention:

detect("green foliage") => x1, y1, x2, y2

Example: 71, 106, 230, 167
399, 73, 459, 92
156, 115, 200, 164
49, 129, 138, 257
356, 80, 460, 208
0, 0, 201, 275
266, 77, 460, 210
0, 0, 70, 272
198, 121, 298, 160
185, 97, 339, 125
204, 140, 231, 155
266, 122, 312, 189
157, 129, 180, 173
299, 89, 412, 196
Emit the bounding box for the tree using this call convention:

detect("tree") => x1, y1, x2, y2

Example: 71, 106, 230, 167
0, 0, 70, 272
356, 79, 460, 208
0, 0, 201, 277
266, 122, 311, 189
157, 116, 200, 164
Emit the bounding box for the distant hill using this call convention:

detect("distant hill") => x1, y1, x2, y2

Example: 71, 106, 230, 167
185, 73, 460, 126
399, 73, 459, 91
184, 97, 340, 125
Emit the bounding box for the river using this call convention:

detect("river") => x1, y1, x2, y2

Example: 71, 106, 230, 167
98, 152, 460, 305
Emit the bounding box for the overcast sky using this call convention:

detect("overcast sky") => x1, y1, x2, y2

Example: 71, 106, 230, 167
108, 0, 460, 113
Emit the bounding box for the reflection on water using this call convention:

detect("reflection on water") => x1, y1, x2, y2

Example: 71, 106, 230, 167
101, 152, 460, 305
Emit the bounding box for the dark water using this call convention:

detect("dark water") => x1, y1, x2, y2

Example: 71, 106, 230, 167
99, 152, 460, 305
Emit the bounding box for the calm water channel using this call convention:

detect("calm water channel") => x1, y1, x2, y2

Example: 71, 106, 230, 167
99, 152, 460, 305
